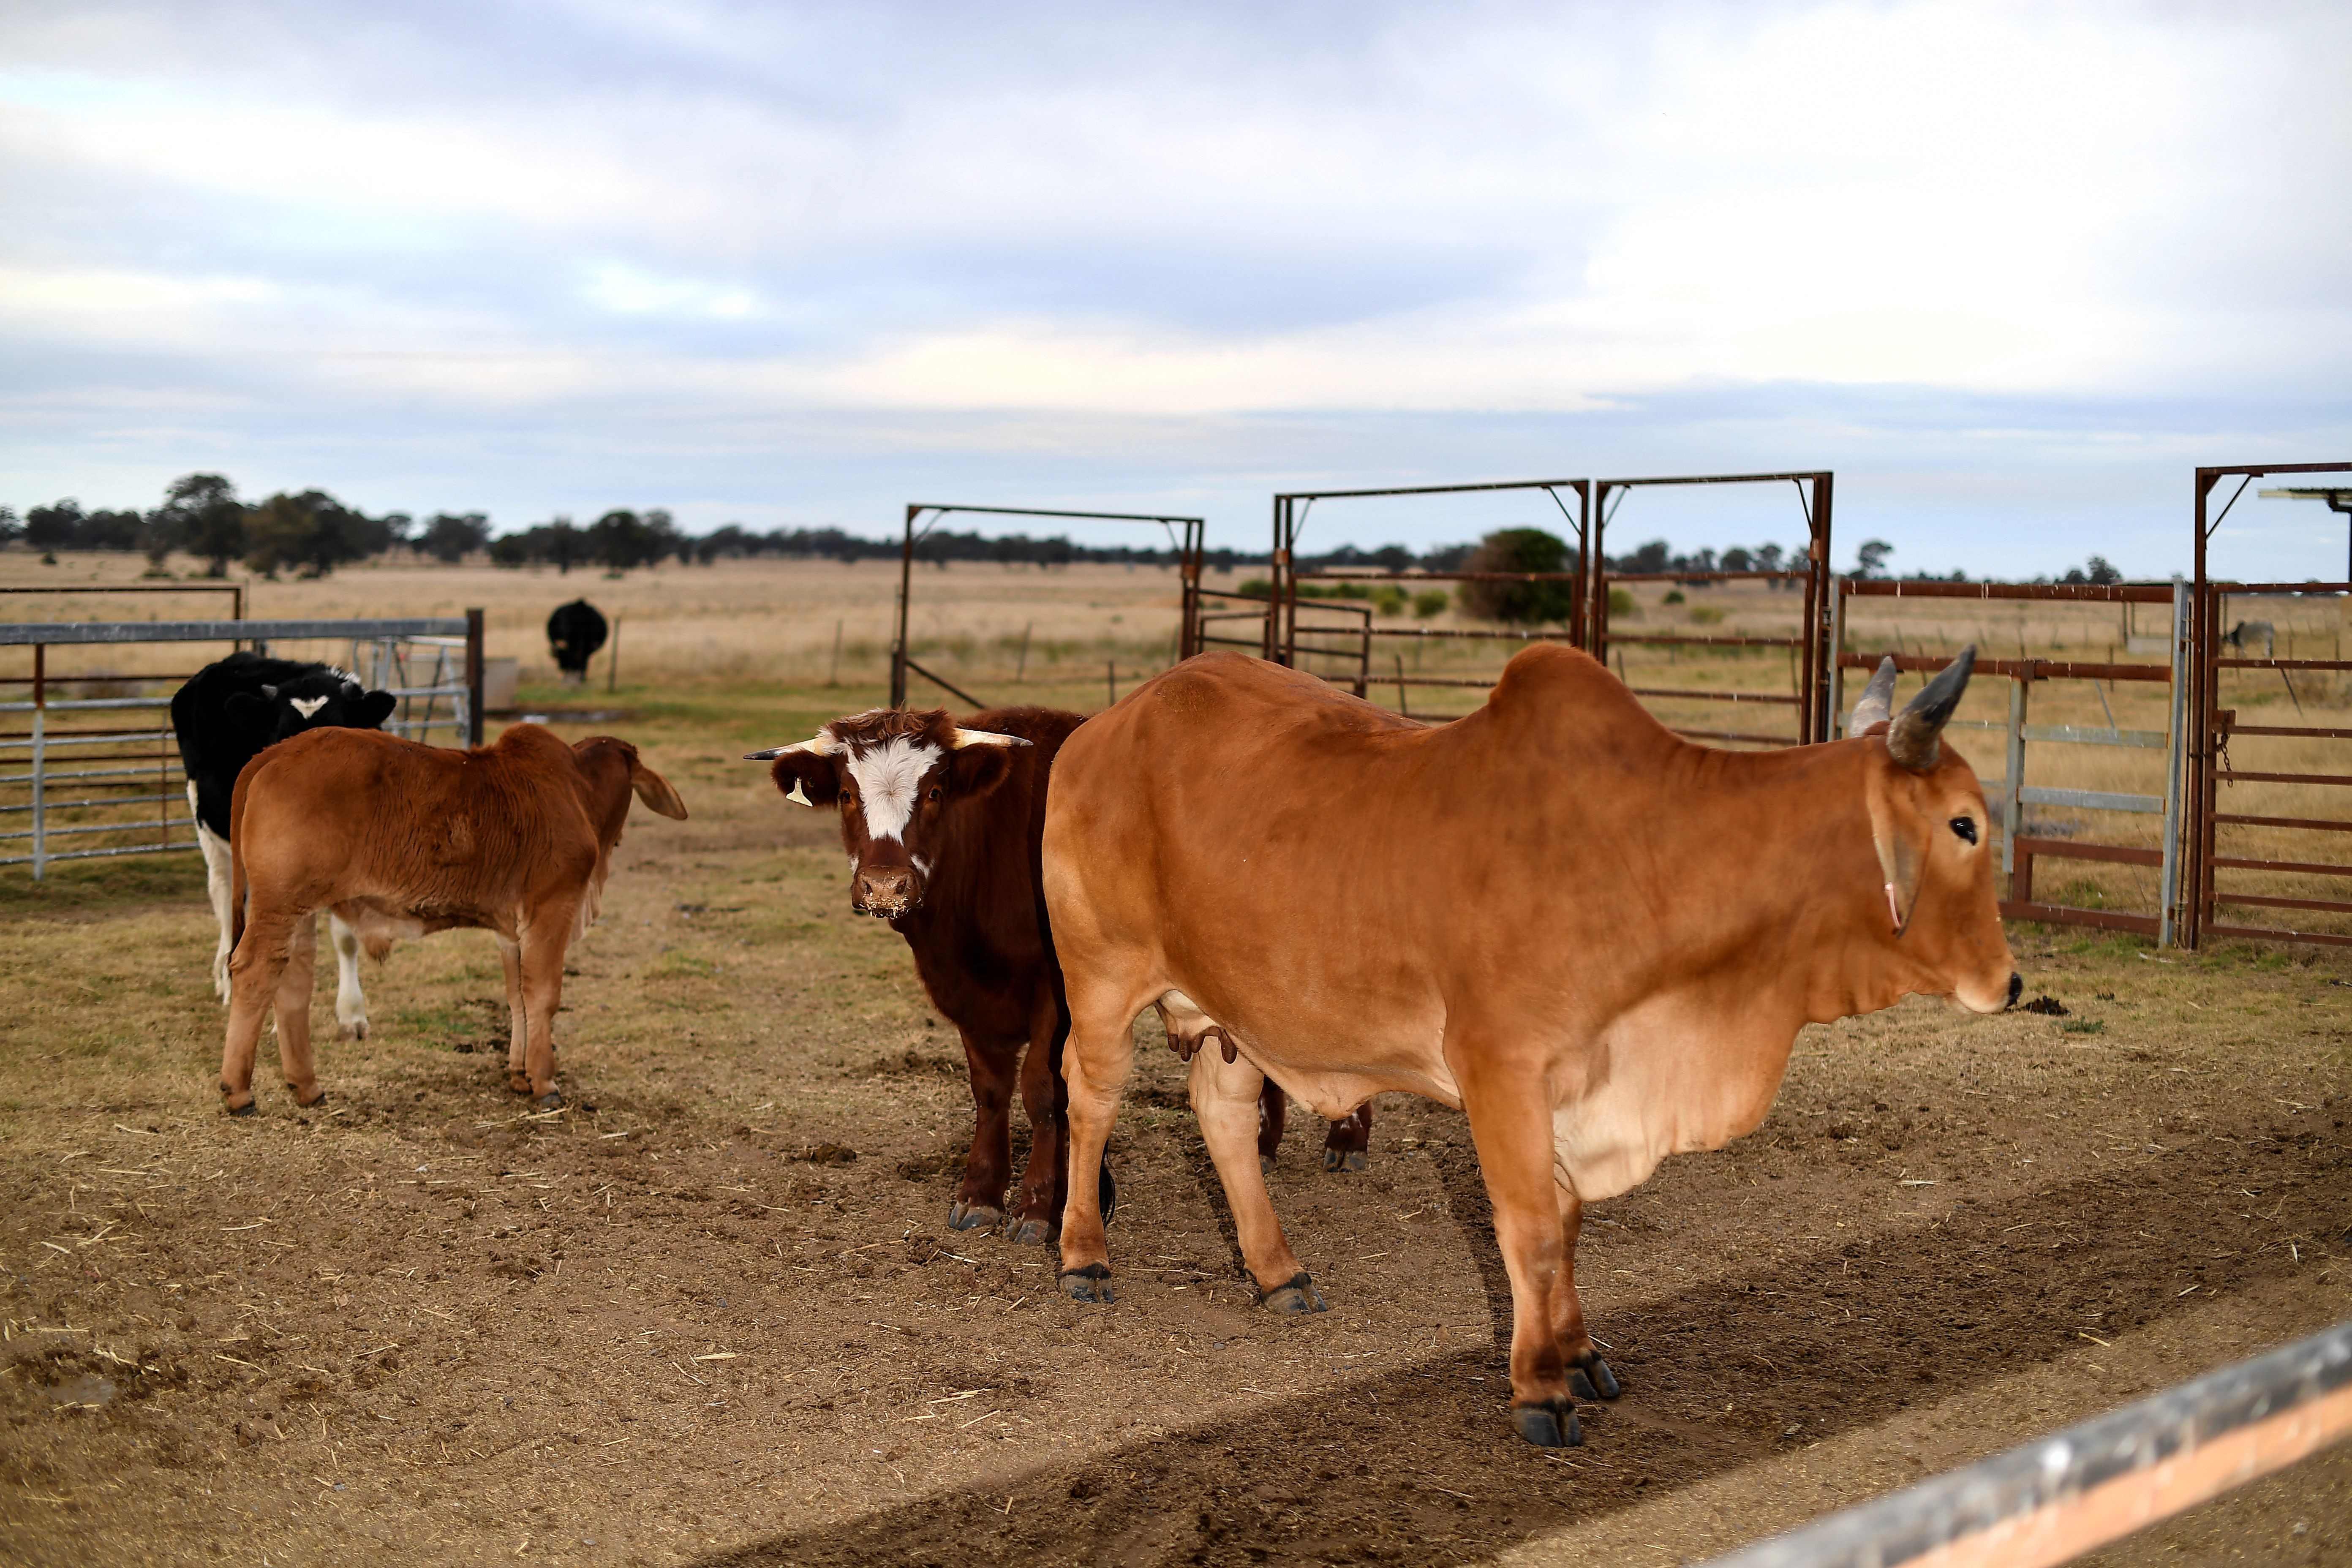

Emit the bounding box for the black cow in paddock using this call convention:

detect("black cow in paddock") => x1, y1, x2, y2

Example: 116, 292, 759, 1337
172, 653, 397, 1034
749, 705, 1372, 1246
547, 599, 607, 684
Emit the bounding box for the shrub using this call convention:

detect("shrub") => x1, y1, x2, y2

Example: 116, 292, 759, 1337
1688, 604, 1725, 626
1411, 588, 1449, 618
1662, 589, 1685, 605
1371, 585, 1407, 617
1458, 529, 1578, 624
1607, 586, 1635, 618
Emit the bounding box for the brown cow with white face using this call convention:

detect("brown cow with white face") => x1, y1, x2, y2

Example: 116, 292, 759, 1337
751, 706, 1113, 1242
1039, 645, 2017, 1448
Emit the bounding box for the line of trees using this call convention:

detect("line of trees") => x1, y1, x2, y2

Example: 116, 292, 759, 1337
0, 478, 2135, 589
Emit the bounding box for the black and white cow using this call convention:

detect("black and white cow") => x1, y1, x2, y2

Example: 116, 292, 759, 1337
547, 599, 608, 684
171, 653, 397, 1034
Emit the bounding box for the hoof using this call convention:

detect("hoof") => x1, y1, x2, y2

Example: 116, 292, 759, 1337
1098, 1162, 1118, 1227
947, 1200, 1003, 1233
1511, 1401, 1582, 1448
1260, 1271, 1327, 1315
290, 1086, 327, 1109
1059, 1264, 1113, 1305
1569, 1352, 1621, 1402
1260, 1152, 1276, 1176
533, 1090, 564, 1111
224, 1099, 258, 1119
1322, 1147, 1369, 1173
1007, 1215, 1054, 1247
506, 1073, 532, 1095
340, 1019, 368, 1042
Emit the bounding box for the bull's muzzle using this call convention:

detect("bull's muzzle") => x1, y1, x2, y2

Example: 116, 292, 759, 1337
852, 865, 917, 918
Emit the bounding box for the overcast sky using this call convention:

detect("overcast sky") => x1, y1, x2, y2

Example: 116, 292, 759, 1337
3, 1, 2347, 575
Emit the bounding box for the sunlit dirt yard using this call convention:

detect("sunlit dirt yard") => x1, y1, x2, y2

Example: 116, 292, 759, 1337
1, 555, 2349, 1565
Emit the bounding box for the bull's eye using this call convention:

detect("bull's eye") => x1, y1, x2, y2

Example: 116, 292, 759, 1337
926, 786, 942, 804
1950, 815, 1978, 845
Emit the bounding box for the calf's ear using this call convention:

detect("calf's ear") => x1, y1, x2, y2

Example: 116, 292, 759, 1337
767, 753, 840, 809
356, 690, 398, 729
629, 760, 690, 820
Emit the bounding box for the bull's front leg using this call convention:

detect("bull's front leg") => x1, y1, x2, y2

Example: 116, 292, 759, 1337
1190, 1047, 1322, 1314
1554, 1184, 1620, 1405
1454, 1044, 1583, 1447
950, 1026, 1017, 1234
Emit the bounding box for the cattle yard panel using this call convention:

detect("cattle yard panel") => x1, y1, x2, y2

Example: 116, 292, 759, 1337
1591, 472, 1836, 744
1704, 1317, 2352, 1568
888, 504, 1205, 712
0, 614, 482, 878
1831, 580, 2189, 945
1268, 479, 1592, 716
2186, 460, 2352, 949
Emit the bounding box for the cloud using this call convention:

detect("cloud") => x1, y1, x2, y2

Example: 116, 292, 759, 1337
0, 1, 2347, 577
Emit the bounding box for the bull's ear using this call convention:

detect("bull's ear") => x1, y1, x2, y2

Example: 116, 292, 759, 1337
768, 753, 840, 809
1864, 764, 1930, 936
356, 690, 398, 729
946, 741, 1018, 799
629, 759, 690, 820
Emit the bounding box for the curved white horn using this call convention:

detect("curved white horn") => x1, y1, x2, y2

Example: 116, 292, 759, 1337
743, 735, 842, 761
948, 728, 1032, 749
1849, 656, 1899, 735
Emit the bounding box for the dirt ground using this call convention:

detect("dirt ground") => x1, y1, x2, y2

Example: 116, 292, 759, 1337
3, 673, 2350, 1567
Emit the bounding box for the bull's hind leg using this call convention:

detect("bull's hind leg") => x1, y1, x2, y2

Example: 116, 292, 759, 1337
1010, 979, 1106, 1246
222, 907, 302, 1115
1190, 1047, 1320, 1313
1554, 1182, 1620, 1404
272, 914, 327, 1107
1323, 1100, 1374, 1173
1256, 1079, 1287, 1173
328, 911, 370, 1040
1054, 980, 1141, 1304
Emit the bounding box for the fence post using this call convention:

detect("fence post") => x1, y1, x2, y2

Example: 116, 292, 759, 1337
30, 643, 45, 881
2160, 582, 2190, 947
1826, 582, 1847, 737
2002, 672, 2028, 882
464, 608, 485, 749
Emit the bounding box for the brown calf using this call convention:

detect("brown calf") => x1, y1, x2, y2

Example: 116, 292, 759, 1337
223, 724, 686, 1114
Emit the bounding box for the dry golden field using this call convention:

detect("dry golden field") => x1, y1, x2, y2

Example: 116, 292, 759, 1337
1, 547, 2349, 1567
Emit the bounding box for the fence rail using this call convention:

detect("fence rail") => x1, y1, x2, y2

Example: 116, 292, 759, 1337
0, 613, 482, 877
1700, 1318, 2352, 1568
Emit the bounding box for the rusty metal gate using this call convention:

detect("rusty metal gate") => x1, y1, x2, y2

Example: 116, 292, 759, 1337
1267, 479, 1591, 714
888, 504, 1206, 711
2184, 460, 2352, 949
1591, 471, 1836, 745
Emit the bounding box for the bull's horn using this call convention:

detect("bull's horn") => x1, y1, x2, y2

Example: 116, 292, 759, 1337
743, 734, 842, 762
1848, 656, 1899, 735
1886, 646, 1976, 771
947, 728, 1031, 749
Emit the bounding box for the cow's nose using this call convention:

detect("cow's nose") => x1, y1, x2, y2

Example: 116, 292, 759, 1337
855, 866, 913, 913
2005, 972, 2023, 1009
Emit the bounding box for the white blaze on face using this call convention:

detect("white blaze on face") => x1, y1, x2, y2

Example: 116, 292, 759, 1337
290, 695, 329, 720
844, 737, 939, 844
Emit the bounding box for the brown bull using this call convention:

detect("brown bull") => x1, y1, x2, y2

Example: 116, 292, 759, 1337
223, 724, 687, 1114
1040, 645, 2016, 1447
